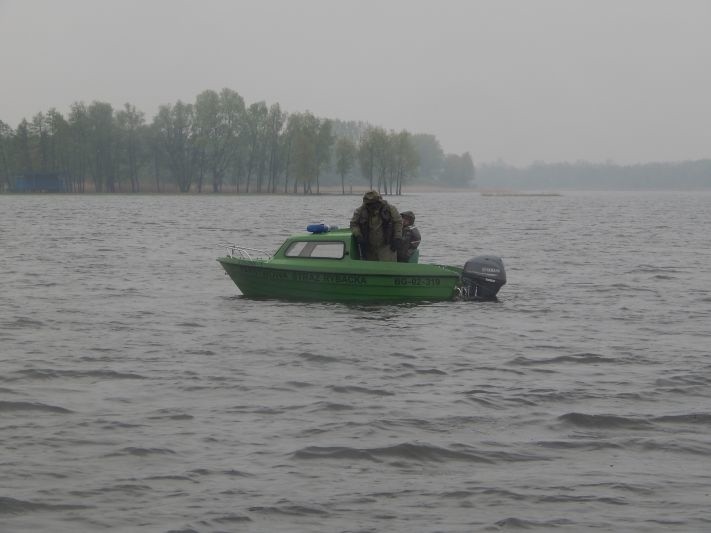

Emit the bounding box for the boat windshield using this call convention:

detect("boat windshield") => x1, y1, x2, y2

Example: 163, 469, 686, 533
284, 241, 345, 259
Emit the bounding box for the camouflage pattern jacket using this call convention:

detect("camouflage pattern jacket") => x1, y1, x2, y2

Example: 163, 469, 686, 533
350, 201, 403, 248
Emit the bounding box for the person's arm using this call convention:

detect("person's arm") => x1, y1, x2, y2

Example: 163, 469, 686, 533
410, 227, 421, 249
391, 207, 403, 238
349, 207, 362, 238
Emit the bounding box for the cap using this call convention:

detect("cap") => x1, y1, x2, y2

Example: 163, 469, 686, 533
363, 190, 382, 204
400, 210, 415, 222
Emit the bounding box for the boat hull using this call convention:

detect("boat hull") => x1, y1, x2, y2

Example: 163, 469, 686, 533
217, 257, 462, 302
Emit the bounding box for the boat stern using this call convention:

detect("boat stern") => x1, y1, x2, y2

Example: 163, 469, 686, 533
458, 255, 507, 300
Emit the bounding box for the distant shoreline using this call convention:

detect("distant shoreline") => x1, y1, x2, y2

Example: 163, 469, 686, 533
0, 184, 481, 196
4, 186, 711, 196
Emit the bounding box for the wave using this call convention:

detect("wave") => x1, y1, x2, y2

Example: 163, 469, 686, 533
535, 440, 623, 451
329, 385, 395, 396
187, 468, 254, 478
247, 503, 329, 516
415, 367, 448, 375
293, 442, 544, 464
306, 401, 355, 413
146, 410, 194, 421
656, 374, 711, 387
0, 496, 88, 515
509, 353, 617, 366
493, 517, 575, 529
630, 264, 686, 274
182, 349, 216, 356
213, 514, 253, 523
93, 419, 144, 430
460, 389, 539, 408
285, 380, 315, 388
614, 437, 711, 456
70, 484, 152, 498
14, 368, 147, 381
371, 416, 490, 432
105, 447, 177, 457
537, 494, 627, 505
558, 411, 711, 444
293, 446, 377, 462
558, 413, 653, 429
0, 400, 72, 414
144, 475, 196, 482
2, 317, 45, 328
653, 413, 711, 425
297, 352, 341, 363
578, 481, 656, 495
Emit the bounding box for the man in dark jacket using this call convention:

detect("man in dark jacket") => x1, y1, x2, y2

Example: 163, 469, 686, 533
397, 210, 421, 263
350, 190, 402, 261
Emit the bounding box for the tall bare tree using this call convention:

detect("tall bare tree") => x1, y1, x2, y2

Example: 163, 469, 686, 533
358, 127, 378, 190
0, 120, 13, 190
335, 137, 357, 194
14, 120, 33, 175
314, 119, 333, 194
216, 88, 246, 192
244, 101, 268, 193
265, 103, 286, 193
67, 102, 91, 192
290, 112, 319, 194
87, 102, 116, 192
390, 130, 419, 195
30, 112, 50, 172
45, 109, 70, 179
115, 103, 146, 192
359, 127, 389, 192
153, 101, 197, 193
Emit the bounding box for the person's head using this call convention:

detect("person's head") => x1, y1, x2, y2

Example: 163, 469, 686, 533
400, 210, 415, 226
362, 190, 382, 210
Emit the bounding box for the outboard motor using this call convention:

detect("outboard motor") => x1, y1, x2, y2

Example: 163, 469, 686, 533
460, 255, 507, 300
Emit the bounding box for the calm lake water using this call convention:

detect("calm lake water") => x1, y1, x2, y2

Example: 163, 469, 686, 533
1, 191, 711, 532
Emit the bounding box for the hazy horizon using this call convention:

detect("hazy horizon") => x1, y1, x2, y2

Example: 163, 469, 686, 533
1, 0, 710, 166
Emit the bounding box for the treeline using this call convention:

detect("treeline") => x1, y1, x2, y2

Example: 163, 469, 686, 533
477, 159, 711, 190
0, 88, 475, 194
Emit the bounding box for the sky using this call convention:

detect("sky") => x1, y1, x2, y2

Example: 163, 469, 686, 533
1, 0, 710, 166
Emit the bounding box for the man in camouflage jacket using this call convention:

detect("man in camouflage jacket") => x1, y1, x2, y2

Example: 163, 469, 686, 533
350, 190, 403, 261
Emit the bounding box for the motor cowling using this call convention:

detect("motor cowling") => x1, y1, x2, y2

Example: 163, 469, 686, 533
461, 255, 507, 300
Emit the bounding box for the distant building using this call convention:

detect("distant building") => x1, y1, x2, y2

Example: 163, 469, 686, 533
11, 172, 67, 193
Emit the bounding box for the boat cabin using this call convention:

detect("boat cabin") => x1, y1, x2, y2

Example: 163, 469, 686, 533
276, 228, 361, 260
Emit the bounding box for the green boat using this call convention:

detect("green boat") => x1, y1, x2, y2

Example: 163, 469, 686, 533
217, 226, 506, 302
